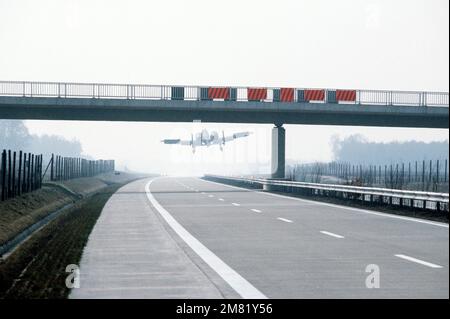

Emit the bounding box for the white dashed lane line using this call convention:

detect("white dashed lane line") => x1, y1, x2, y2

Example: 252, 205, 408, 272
208, 195, 214, 198
251, 209, 262, 213
395, 254, 443, 269
232, 203, 241, 207
277, 217, 293, 223
320, 231, 345, 239
218, 198, 225, 201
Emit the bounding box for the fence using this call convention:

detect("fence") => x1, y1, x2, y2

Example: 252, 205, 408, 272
0, 80, 448, 107
44, 154, 115, 181
1, 149, 115, 202
288, 159, 449, 192
1, 149, 43, 201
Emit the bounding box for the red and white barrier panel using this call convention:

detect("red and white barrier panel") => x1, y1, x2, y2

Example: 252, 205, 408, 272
305, 89, 325, 101
336, 90, 356, 102
248, 88, 267, 101
280, 88, 294, 102
208, 87, 230, 100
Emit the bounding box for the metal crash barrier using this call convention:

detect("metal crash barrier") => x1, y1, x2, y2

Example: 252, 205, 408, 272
204, 175, 449, 212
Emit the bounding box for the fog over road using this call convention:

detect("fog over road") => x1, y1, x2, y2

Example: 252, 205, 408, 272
73, 177, 449, 299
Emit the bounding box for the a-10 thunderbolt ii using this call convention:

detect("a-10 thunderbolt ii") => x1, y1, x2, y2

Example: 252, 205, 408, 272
161, 129, 251, 153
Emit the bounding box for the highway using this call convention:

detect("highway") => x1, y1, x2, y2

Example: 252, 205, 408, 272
73, 177, 449, 299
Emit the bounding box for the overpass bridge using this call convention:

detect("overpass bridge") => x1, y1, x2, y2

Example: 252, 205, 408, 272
0, 80, 448, 178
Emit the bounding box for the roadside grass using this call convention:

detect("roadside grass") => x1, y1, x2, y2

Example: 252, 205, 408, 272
0, 183, 124, 299
0, 187, 75, 245
60, 177, 108, 197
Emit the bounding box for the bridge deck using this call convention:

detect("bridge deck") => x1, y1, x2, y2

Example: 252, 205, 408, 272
0, 96, 448, 128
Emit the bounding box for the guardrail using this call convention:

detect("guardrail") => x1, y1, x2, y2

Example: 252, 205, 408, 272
0, 80, 448, 107
204, 175, 449, 212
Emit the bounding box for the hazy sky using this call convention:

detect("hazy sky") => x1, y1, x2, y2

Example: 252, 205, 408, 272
0, 0, 448, 174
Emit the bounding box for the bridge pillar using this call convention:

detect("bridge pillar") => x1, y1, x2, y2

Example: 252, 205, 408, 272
271, 124, 285, 179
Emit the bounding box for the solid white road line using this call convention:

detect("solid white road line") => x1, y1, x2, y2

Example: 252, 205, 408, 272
232, 203, 241, 206
277, 217, 293, 223
395, 254, 443, 269
320, 231, 345, 239
200, 179, 448, 228
145, 179, 267, 299
251, 209, 262, 213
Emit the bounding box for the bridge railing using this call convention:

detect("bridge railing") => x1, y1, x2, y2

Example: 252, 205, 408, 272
0, 81, 448, 107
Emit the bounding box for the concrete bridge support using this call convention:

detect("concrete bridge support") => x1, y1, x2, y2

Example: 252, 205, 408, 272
271, 124, 285, 179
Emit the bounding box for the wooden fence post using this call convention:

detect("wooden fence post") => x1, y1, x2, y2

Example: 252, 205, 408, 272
12, 151, 16, 198
408, 162, 411, 184
27, 153, 31, 192
7, 150, 12, 199
31, 154, 35, 191
58, 155, 61, 181
436, 159, 439, 185
1, 150, 6, 201
39, 155, 43, 188
422, 160, 425, 191
18, 151, 22, 196
429, 160, 432, 190
50, 153, 54, 181
22, 153, 26, 193
445, 159, 448, 183
415, 161, 418, 182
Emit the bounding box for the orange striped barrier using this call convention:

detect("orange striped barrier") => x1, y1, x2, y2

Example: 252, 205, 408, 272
247, 88, 267, 101
336, 90, 356, 102
280, 88, 294, 102
305, 89, 325, 101
208, 87, 230, 100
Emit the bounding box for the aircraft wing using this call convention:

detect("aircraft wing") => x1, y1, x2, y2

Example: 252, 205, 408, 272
224, 131, 251, 142
161, 139, 192, 146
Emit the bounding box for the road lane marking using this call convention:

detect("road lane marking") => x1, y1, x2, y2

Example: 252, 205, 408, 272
218, 198, 225, 201
201, 179, 448, 228
251, 209, 262, 213
208, 195, 214, 198
232, 203, 241, 206
320, 231, 344, 239
395, 254, 443, 269
277, 217, 293, 223
145, 179, 267, 299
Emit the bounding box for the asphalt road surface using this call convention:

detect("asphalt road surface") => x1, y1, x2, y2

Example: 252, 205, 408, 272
73, 177, 449, 299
